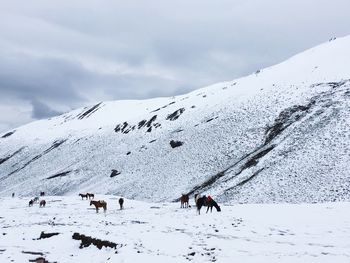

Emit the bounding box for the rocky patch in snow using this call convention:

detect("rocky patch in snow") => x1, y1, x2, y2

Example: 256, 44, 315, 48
170, 140, 184, 148
76, 102, 103, 120
110, 170, 121, 178
1, 130, 16, 138
0, 147, 25, 166
166, 108, 185, 121
46, 171, 71, 180
72, 233, 122, 251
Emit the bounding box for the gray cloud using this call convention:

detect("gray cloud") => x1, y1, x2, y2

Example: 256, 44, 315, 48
0, 0, 350, 132
31, 99, 62, 119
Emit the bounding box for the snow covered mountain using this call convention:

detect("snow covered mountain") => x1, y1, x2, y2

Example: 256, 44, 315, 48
1, 36, 350, 203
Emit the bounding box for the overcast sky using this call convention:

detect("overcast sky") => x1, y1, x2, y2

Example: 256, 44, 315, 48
0, 0, 349, 132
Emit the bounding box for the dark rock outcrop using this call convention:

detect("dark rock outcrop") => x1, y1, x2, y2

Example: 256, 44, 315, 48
170, 140, 184, 148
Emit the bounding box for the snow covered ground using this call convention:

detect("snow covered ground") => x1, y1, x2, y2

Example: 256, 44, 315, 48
1, 195, 349, 263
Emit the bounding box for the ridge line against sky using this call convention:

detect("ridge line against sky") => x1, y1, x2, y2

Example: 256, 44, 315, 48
0, 0, 350, 133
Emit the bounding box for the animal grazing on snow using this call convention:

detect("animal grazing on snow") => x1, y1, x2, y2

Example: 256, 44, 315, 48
79, 193, 88, 200
33, 197, 39, 202
90, 200, 107, 213
206, 196, 221, 213
40, 200, 46, 207
40, 191, 45, 196
119, 198, 124, 210
28, 199, 34, 207
180, 194, 189, 208
87, 193, 95, 199
12, 193, 15, 198
196, 195, 221, 214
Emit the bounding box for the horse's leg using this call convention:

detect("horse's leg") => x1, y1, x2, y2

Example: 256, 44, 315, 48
206, 206, 210, 213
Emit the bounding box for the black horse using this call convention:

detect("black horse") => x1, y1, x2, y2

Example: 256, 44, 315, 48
119, 198, 124, 210
79, 193, 88, 200
206, 199, 221, 213
196, 196, 221, 214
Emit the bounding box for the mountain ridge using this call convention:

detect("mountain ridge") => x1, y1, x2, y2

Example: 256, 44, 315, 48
1, 36, 350, 203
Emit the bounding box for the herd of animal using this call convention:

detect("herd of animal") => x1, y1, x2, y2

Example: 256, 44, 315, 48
17, 191, 220, 215
181, 193, 221, 214
28, 194, 46, 208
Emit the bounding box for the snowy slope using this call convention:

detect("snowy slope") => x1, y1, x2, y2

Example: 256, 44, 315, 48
0, 36, 350, 202
1, 196, 350, 263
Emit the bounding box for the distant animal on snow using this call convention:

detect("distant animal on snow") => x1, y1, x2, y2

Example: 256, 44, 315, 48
90, 200, 107, 213
180, 194, 189, 208
33, 197, 39, 202
12, 193, 15, 198
40, 200, 46, 207
79, 193, 88, 200
119, 198, 124, 210
40, 191, 45, 196
29, 199, 34, 207
206, 196, 221, 213
87, 193, 95, 199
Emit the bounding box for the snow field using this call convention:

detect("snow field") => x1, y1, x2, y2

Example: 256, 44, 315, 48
1, 196, 349, 263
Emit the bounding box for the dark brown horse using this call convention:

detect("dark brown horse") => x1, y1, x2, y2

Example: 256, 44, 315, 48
40, 200, 46, 207
206, 199, 221, 213
87, 193, 95, 199
119, 198, 124, 210
79, 193, 88, 200
180, 194, 189, 208
40, 192, 45, 197
90, 200, 107, 213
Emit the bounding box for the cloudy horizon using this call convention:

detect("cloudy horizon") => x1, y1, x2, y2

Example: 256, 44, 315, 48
1, 0, 350, 132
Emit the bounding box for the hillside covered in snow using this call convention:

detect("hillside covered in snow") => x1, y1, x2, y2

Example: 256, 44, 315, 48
0, 36, 350, 203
